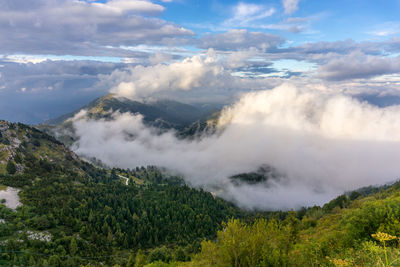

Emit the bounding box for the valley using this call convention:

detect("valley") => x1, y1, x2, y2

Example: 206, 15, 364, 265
1, 106, 400, 266
2, 0, 400, 266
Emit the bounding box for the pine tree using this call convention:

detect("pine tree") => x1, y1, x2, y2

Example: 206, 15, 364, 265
69, 237, 78, 256
6, 160, 16, 174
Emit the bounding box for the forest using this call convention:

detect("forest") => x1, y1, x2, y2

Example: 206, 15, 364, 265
1, 121, 400, 266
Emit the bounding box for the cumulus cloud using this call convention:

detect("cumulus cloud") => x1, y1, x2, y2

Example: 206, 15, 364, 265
0, 0, 193, 55
104, 50, 281, 101
282, 0, 300, 15
317, 51, 400, 81
71, 84, 400, 210
108, 50, 224, 98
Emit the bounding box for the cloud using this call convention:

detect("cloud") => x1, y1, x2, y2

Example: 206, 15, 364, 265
108, 50, 225, 99
199, 29, 284, 51
104, 49, 281, 101
264, 17, 309, 33
98, 49, 295, 105
282, 0, 300, 15
0, 60, 123, 123
71, 84, 400, 210
148, 52, 174, 65
223, 2, 275, 27
368, 21, 400, 37
104, 0, 165, 15
317, 51, 400, 81
100, 38, 400, 103
0, 0, 193, 55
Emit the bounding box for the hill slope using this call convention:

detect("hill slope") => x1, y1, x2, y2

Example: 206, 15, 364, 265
2, 120, 400, 266
166, 183, 400, 267
0, 121, 245, 266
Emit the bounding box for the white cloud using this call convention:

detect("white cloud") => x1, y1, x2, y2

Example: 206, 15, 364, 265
317, 51, 400, 81
148, 52, 173, 64
263, 17, 309, 33
224, 2, 275, 27
72, 84, 400, 210
200, 29, 284, 51
108, 50, 225, 98
4, 55, 48, 64
0, 0, 193, 55
104, 0, 165, 15
101, 50, 283, 102
282, 0, 300, 15
368, 21, 400, 37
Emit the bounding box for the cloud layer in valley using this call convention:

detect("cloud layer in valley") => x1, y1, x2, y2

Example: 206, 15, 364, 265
71, 84, 400, 210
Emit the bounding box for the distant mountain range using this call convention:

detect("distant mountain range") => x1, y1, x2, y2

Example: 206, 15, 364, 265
38, 94, 222, 146
44, 94, 219, 129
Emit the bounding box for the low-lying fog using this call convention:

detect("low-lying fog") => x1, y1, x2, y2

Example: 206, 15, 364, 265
71, 84, 400, 210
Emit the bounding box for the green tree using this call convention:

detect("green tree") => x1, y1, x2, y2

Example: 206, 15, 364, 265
6, 160, 16, 174
148, 246, 171, 263
134, 249, 147, 267
127, 254, 135, 267
69, 237, 78, 256
48, 255, 61, 267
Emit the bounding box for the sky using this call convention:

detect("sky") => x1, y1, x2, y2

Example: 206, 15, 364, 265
0, 0, 400, 123
1, 0, 400, 209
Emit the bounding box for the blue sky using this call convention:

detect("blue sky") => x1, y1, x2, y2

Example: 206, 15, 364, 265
0, 0, 400, 123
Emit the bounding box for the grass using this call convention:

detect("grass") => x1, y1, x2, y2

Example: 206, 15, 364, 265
132, 176, 145, 185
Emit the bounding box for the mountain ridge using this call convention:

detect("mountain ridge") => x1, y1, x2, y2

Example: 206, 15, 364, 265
37, 94, 222, 147
44, 94, 216, 129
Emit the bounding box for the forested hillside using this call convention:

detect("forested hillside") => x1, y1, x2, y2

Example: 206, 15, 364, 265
1, 120, 400, 267
0, 121, 244, 266
163, 184, 400, 267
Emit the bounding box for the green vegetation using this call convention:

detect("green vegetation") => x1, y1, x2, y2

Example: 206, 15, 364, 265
5, 161, 16, 175
1, 120, 400, 266
0, 121, 244, 266
168, 185, 400, 267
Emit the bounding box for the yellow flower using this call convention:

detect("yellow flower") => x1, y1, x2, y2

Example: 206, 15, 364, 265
330, 258, 350, 267
371, 232, 397, 243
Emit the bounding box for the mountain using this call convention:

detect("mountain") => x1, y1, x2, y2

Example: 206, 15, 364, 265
0, 120, 245, 266
0, 120, 85, 177
37, 94, 221, 146
2, 120, 400, 266
44, 94, 217, 128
